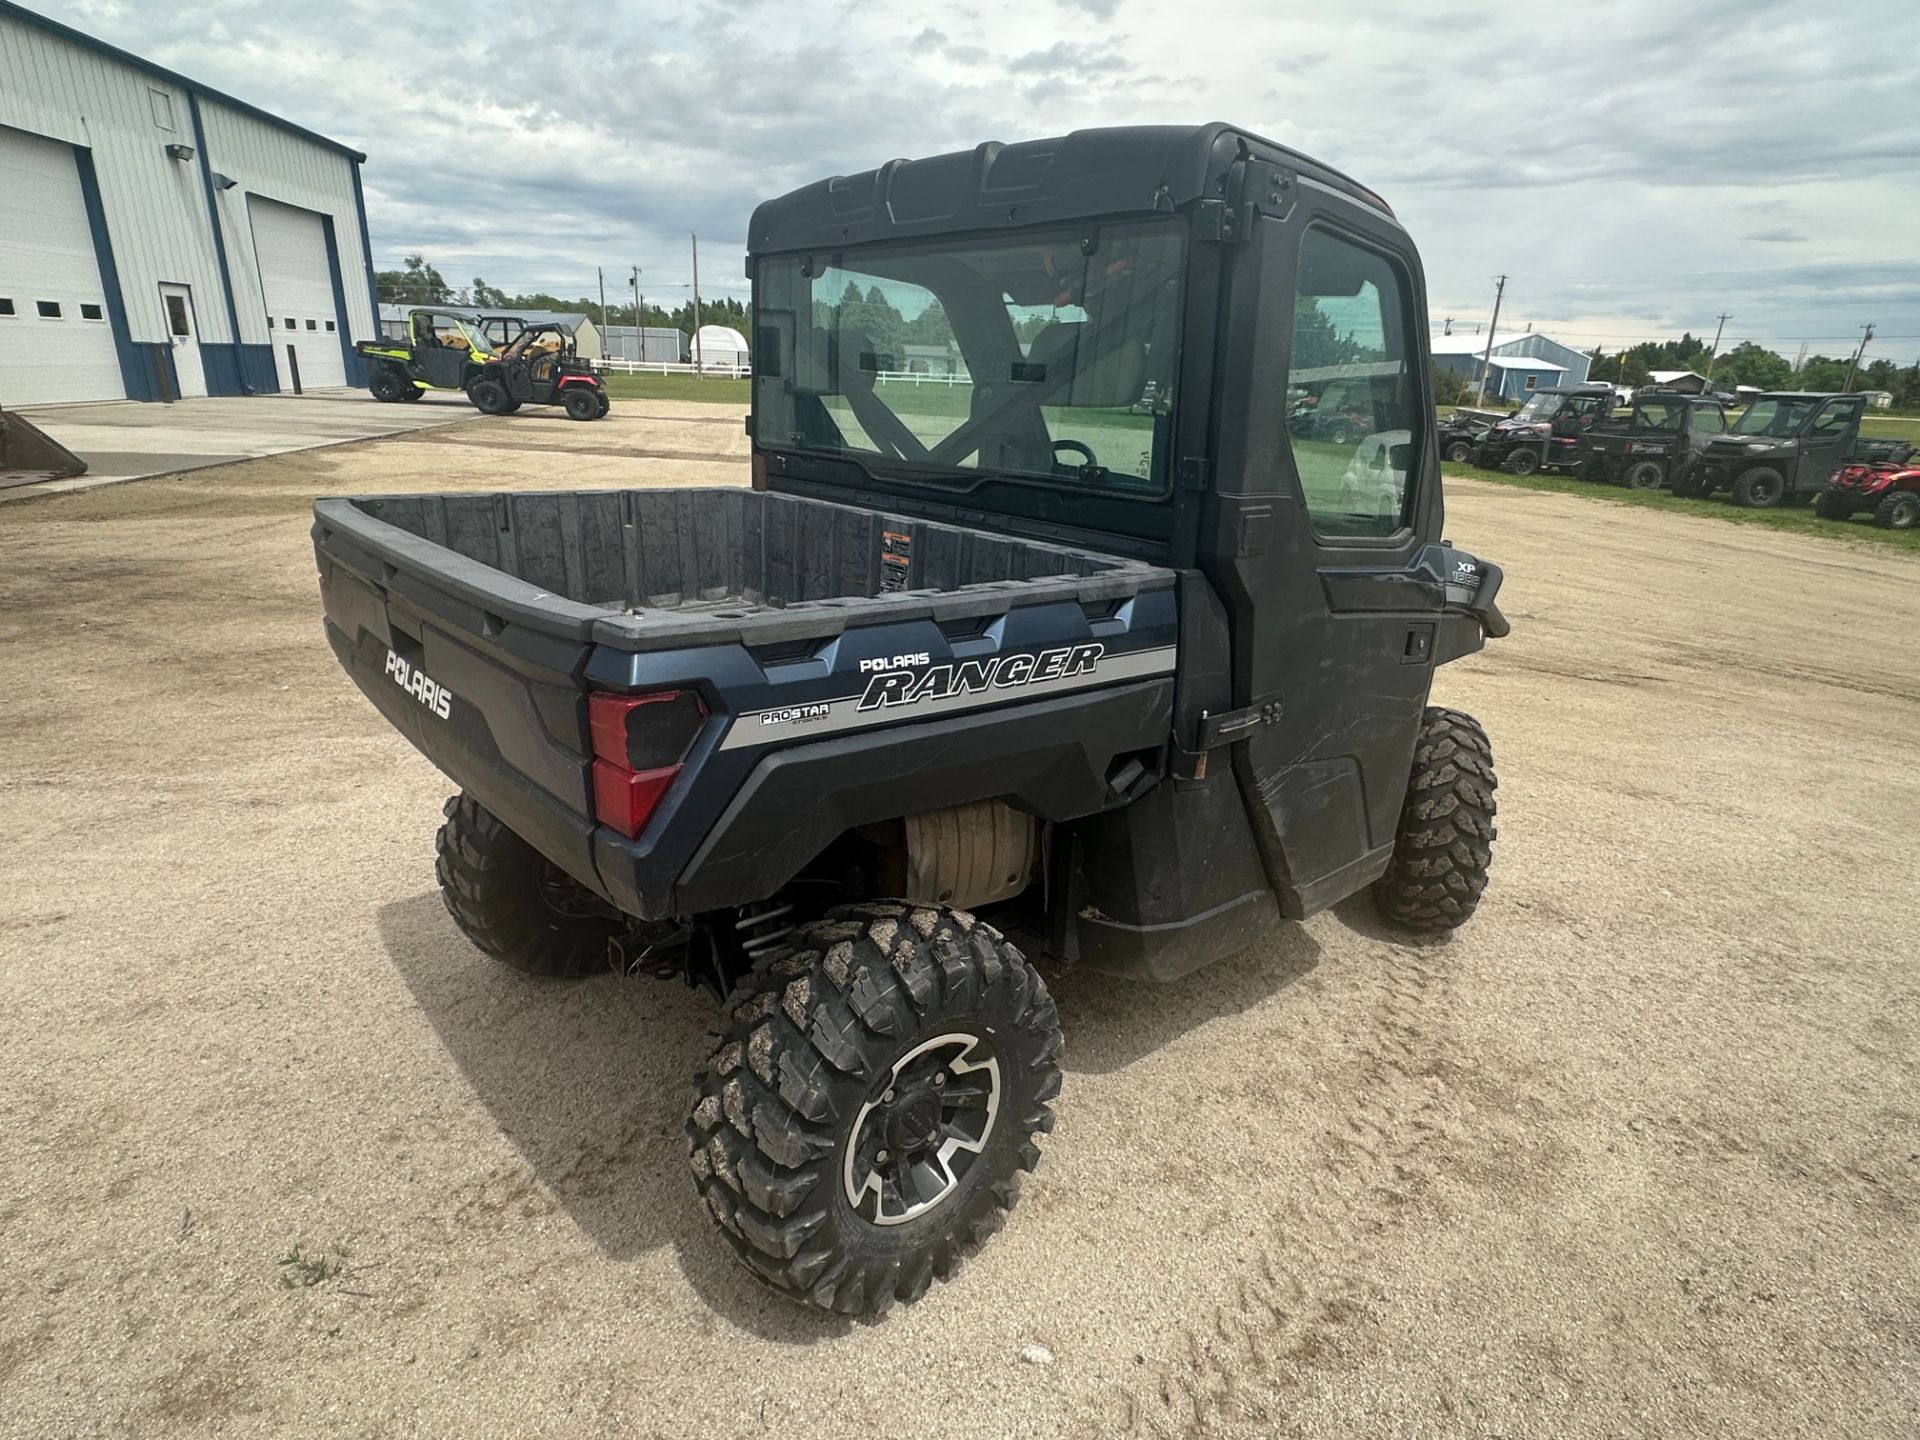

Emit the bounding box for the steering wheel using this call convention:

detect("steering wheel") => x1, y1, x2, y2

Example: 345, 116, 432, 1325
1052, 438, 1098, 469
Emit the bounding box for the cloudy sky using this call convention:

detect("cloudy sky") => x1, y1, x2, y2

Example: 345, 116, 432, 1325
55, 0, 1920, 363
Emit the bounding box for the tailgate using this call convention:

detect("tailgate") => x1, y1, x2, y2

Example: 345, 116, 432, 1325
311, 498, 608, 896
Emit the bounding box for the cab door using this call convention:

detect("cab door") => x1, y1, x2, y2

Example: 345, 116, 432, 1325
1202, 189, 1444, 918
1795, 397, 1862, 490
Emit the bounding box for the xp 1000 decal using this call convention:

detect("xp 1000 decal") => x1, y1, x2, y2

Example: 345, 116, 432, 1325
719, 641, 1175, 751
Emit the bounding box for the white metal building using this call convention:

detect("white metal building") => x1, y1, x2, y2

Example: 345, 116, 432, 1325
0, 2, 378, 405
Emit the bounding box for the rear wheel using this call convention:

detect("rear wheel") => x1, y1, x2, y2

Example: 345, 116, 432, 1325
1813, 490, 1853, 521
468, 378, 514, 416
688, 902, 1062, 1314
1375, 707, 1498, 931
1875, 490, 1920, 530
563, 387, 602, 421
1732, 465, 1787, 508
1623, 459, 1665, 490
1443, 439, 1473, 463
1503, 448, 1541, 476
369, 365, 411, 403
434, 793, 621, 978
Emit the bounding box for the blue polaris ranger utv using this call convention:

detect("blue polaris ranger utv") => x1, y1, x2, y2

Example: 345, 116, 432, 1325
312, 123, 1508, 1315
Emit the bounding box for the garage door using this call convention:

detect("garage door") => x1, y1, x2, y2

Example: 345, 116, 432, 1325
249, 196, 345, 391
0, 127, 126, 406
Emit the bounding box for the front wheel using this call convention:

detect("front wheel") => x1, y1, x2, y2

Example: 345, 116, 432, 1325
1374, 707, 1498, 931
563, 386, 602, 421
1503, 448, 1541, 476
1444, 439, 1473, 464
594, 390, 612, 418
1732, 465, 1787, 508
688, 902, 1063, 1314
1875, 490, 1920, 530
1623, 459, 1665, 490
468, 378, 514, 416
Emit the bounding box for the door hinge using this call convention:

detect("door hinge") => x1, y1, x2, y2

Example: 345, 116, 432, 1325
1178, 457, 1212, 490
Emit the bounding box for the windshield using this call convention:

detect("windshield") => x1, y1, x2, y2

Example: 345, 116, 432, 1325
1732, 398, 1815, 436
753, 219, 1184, 495
1513, 393, 1562, 422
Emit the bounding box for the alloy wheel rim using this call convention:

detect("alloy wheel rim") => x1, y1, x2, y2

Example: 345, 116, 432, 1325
843, 1032, 1001, 1226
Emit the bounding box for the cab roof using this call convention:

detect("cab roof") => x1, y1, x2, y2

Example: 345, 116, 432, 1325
747, 122, 1393, 256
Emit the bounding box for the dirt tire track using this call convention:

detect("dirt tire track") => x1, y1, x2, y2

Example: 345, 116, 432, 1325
1096, 942, 1460, 1437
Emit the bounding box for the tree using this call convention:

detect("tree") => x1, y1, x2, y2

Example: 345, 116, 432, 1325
375, 254, 451, 304
1433, 365, 1473, 407
471, 278, 509, 308
1796, 355, 1848, 391
1711, 341, 1791, 391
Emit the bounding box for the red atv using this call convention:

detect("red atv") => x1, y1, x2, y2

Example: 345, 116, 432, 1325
1816, 447, 1920, 529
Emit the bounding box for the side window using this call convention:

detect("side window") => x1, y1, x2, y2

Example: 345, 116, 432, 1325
1286, 227, 1416, 539
1810, 404, 1854, 437
1695, 407, 1725, 433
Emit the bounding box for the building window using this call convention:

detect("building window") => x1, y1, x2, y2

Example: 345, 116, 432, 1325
285, 317, 296, 330
37, 301, 62, 319
149, 88, 177, 131
80, 303, 105, 321
305, 318, 317, 330
1524, 374, 1538, 392
0, 298, 15, 316
165, 294, 191, 337
266, 316, 274, 327
324, 320, 335, 332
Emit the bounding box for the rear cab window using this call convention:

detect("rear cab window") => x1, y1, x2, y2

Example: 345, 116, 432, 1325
1285, 227, 1419, 539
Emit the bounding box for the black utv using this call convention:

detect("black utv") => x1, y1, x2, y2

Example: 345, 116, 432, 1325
1684, 391, 1865, 505
466, 323, 610, 421
1579, 388, 1729, 489
312, 123, 1508, 1317
1472, 382, 1617, 474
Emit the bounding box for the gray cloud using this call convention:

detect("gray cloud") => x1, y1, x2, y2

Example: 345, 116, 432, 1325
62, 0, 1920, 353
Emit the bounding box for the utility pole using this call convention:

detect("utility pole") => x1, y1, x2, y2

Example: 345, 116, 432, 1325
1473, 275, 1507, 407
1442, 316, 1453, 336
598, 267, 608, 349
1703, 311, 1730, 384
1843, 323, 1875, 392
690, 233, 703, 373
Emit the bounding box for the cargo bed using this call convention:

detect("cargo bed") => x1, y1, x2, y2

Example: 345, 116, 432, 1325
312, 485, 1180, 919
314, 486, 1168, 652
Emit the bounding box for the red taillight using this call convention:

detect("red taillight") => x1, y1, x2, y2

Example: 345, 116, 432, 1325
587, 690, 706, 839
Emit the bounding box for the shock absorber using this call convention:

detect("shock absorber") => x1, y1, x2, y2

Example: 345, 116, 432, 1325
734, 897, 797, 962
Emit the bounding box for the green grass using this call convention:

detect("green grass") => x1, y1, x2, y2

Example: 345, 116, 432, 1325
600, 372, 749, 404
1445, 461, 1920, 552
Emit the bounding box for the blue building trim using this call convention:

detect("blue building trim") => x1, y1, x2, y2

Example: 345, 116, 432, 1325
351, 162, 380, 340
68, 142, 160, 401
185, 92, 271, 396
320, 214, 367, 386
0, 0, 365, 162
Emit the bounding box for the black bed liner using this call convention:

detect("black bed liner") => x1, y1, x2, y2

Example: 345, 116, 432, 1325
313, 487, 1171, 652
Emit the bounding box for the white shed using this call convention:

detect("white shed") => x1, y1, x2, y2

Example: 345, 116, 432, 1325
692, 324, 750, 373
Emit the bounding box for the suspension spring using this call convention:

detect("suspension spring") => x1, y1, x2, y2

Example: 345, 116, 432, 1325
735, 898, 796, 963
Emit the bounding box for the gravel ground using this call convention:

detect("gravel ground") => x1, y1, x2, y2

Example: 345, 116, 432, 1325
1, 403, 1915, 1439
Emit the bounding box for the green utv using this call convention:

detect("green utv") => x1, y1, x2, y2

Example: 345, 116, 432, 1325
357, 307, 496, 403
313, 124, 1508, 1315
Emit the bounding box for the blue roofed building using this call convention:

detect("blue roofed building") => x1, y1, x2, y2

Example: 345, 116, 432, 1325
1431, 330, 1592, 401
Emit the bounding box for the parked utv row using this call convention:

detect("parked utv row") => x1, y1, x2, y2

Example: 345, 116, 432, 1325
1440, 384, 1917, 528
357, 308, 610, 421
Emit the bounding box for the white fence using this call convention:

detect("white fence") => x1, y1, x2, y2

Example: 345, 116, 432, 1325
595, 359, 752, 379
